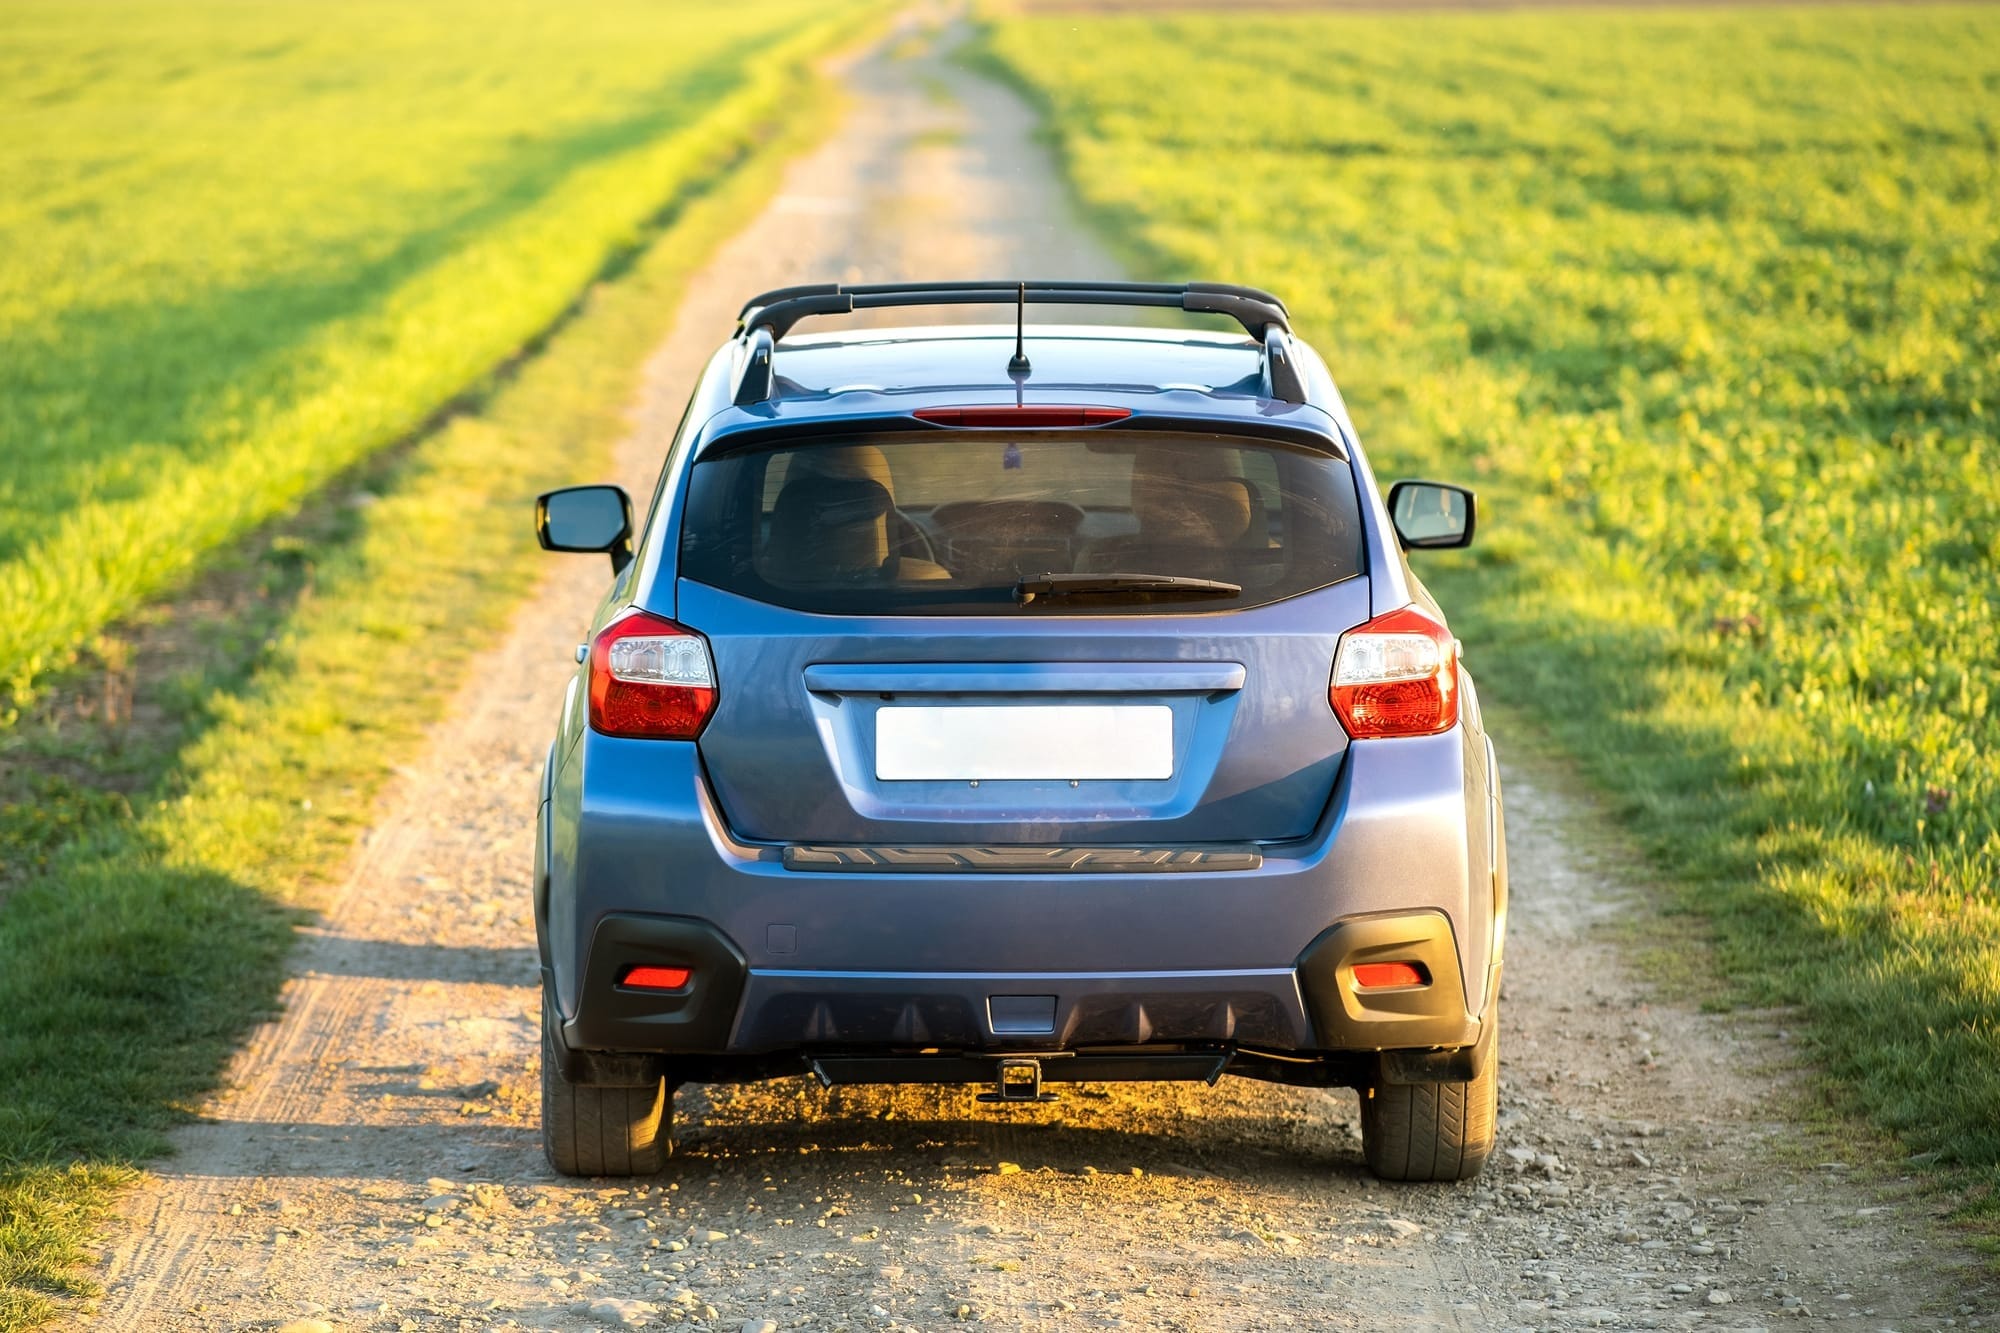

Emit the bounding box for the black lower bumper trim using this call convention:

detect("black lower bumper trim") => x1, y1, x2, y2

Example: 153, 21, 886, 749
566, 913, 748, 1056
1296, 911, 1481, 1053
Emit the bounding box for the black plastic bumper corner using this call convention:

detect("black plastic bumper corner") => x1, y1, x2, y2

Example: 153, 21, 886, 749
1296, 910, 1482, 1056
565, 913, 748, 1056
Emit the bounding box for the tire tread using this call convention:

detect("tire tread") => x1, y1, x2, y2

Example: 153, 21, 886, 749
1360, 1010, 1499, 1183
541, 992, 668, 1177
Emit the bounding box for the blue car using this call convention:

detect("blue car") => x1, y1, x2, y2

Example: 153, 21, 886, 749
533, 281, 1506, 1182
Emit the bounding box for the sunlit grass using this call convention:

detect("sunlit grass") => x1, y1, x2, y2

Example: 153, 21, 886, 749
985, 2, 2000, 1245
0, 9, 866, 1322
0, 0, 861, 712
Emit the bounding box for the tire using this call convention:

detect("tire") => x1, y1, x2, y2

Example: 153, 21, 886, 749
1359, 1007, 1499, 1182
540, 991, 669, 1176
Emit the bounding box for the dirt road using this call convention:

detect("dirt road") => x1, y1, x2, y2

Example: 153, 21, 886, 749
82, 13, 1990, 1333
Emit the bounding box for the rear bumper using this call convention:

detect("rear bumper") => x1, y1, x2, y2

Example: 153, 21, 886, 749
544, 726, 1502, 1073
562, 907, 1482, 1068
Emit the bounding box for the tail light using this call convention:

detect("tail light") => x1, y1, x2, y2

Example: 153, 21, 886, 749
1329, 605, 1458, 738
588, 609, 717, 739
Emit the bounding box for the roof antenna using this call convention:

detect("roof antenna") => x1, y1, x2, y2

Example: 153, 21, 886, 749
1007, 281, 1031, 378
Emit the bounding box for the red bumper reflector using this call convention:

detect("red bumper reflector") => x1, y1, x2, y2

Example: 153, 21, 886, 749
1352, 961, 1428, 989
618, 965, 692, 991
914, 405, 1132, 427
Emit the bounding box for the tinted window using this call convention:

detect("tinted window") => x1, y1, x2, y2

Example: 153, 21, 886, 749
678, 430, 1364, 615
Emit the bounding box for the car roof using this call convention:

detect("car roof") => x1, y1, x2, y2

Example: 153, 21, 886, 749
693, 323, 1342, 448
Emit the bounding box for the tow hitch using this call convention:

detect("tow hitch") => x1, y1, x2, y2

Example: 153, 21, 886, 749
802, 1047, 1229, 1093
977, 1056, 1060, 1104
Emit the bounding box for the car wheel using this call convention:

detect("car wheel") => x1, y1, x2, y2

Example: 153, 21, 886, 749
1359, 1007, 1498, 1182
540, 989, 669, 1176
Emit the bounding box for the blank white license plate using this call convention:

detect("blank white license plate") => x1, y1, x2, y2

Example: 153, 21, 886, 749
875, 705, 1174, 781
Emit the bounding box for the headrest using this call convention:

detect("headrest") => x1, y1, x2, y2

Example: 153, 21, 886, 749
789, 444, 896, 501
1130, 442, 1252, 547
760, 475, 892, 584
786, 476, 892, 527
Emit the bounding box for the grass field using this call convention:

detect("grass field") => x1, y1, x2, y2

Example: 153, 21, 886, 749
0, 0, 865, 716
0, 5, 872, 1323
985, 2, 2000, 1241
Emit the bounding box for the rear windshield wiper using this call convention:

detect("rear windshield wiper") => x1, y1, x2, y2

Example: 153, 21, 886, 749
1014, 572, 1243, 605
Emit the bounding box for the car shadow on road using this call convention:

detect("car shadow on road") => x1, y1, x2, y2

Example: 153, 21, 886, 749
669, 1077, 1374, 1187
148, 1116, 544, 1181
156, 1099, 1375, 1192
294, 931, 539, 986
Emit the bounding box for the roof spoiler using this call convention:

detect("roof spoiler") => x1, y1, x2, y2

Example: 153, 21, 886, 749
729, 280, 1308, 407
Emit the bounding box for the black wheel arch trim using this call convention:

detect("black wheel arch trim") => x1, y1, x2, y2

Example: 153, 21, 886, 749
1295, 910, 1482, 1056
564, 913, 750, 1059
534, 741, 557, 968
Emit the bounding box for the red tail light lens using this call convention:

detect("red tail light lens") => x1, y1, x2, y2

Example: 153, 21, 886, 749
1329, 605, 1458, 738
1352, 961, 1429, 989
588, 610, 718, 739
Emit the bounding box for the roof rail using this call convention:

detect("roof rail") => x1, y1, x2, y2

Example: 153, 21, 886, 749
735, 280, 1291, 341
729, 279, 1309, 406
732, 324, 776, 406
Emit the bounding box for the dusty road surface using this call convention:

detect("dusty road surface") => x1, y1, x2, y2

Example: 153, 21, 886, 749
83, 13, 1993, 1333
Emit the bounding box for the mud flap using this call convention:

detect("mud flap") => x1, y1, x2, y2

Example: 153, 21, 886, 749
1375, 974, 1499, 1086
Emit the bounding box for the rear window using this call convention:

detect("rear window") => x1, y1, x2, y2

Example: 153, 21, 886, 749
677, 430, 1365, 615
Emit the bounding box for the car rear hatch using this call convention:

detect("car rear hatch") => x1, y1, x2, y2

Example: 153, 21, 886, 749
674, 423, 1371, 849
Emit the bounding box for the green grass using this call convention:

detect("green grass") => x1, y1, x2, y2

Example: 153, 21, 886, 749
0, 0, 863, 715
0, 15, 869, 1325
983, 1, 2000, 1244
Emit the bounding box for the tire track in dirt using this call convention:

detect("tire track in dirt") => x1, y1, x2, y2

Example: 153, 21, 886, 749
80, 8, 1990, 1332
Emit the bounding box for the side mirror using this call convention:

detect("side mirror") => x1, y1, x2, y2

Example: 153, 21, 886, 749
537, 485, 633, 573
1386, 480, 1475, 550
